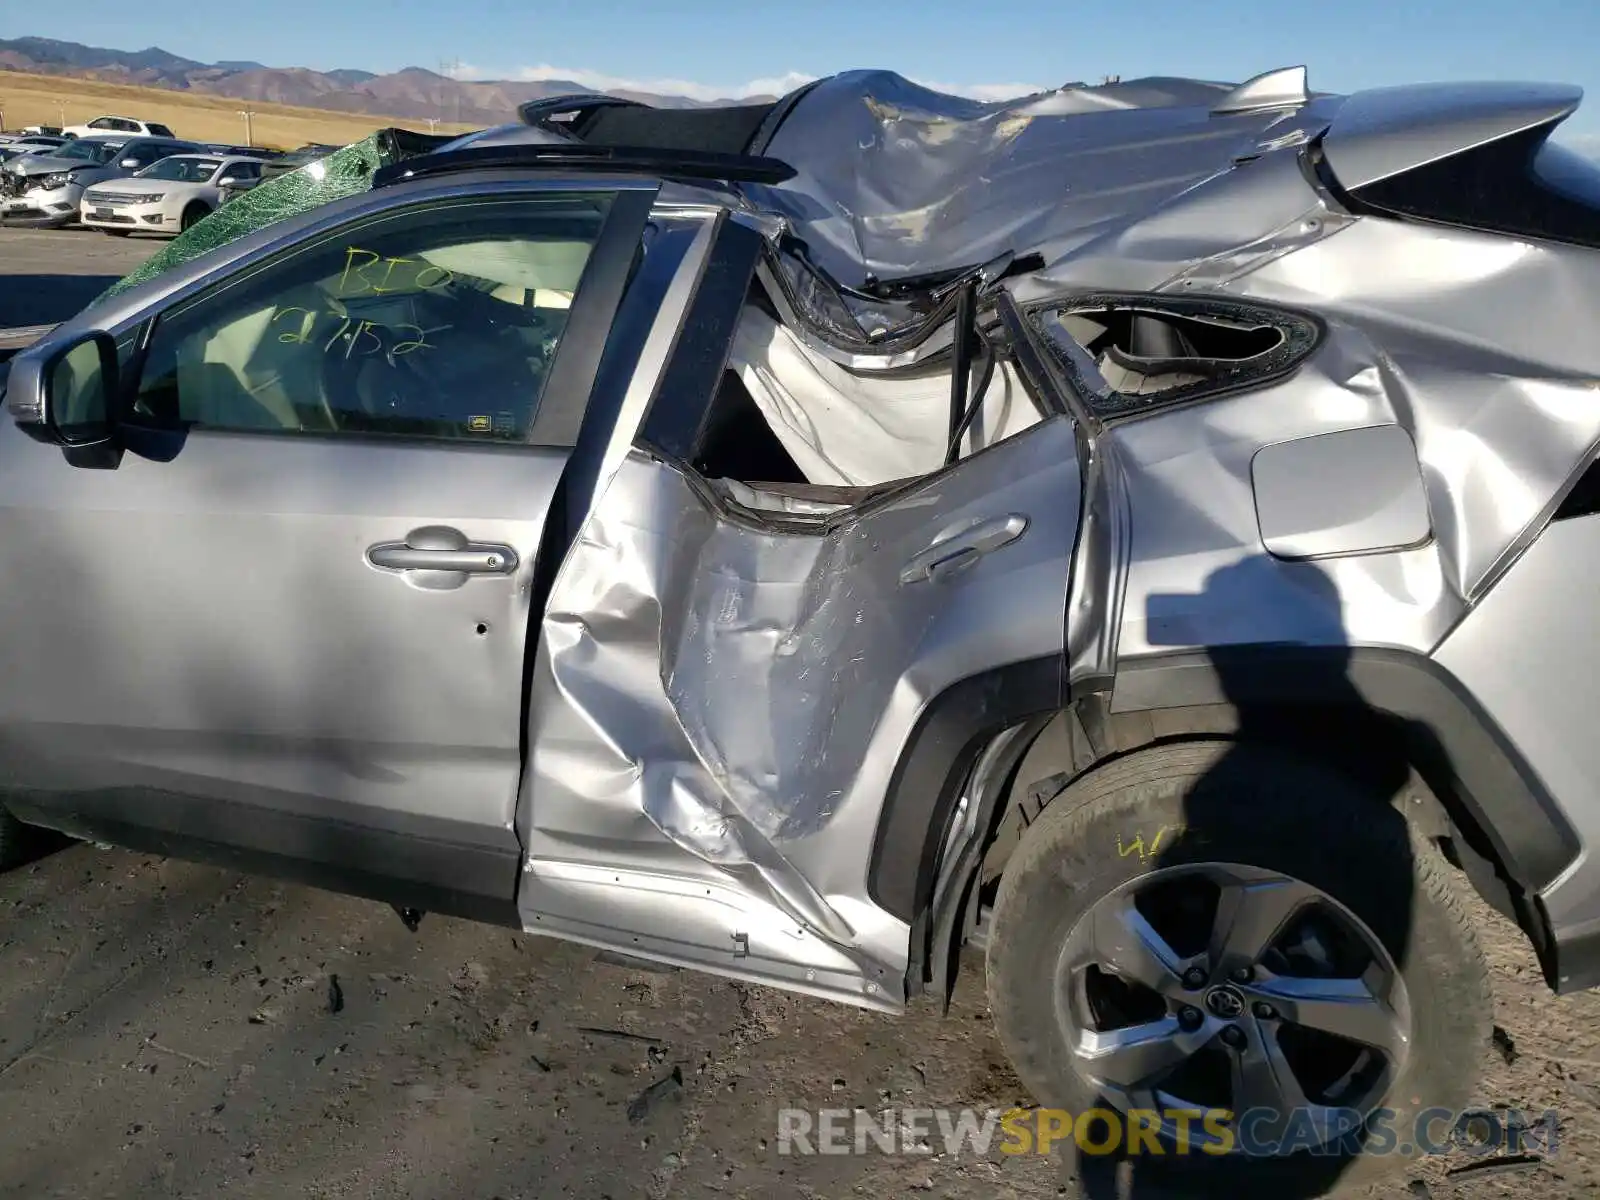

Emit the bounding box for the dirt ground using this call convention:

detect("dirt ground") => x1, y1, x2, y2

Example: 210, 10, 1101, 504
3, 228, 1600, 1200
2, 843, 1598, 1200
0, 69, 473, 153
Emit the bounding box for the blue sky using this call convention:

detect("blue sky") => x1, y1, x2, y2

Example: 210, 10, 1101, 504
15, 0, 1600, 144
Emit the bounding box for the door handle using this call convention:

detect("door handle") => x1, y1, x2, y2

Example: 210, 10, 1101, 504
368, 546, 516, 572
900, 513, 1028, 585
367, 525, 518, 589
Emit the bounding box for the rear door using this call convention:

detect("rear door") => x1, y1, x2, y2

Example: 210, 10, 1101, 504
515, 215, 1084, 998
0, 179, 654, 915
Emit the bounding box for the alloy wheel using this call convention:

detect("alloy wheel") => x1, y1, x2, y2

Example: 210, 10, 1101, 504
1054, 862, 1412, 1154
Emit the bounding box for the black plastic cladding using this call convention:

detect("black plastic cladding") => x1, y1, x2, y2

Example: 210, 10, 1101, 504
1110, 646, 1583, 895
869, 657, 1064, 923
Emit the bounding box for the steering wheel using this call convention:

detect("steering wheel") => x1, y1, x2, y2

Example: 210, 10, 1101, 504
316, 293, 559, 431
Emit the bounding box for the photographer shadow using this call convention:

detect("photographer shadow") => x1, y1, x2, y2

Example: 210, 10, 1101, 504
1072, 554, 1455, 1200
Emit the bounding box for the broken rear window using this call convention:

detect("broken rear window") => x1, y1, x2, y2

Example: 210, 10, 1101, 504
1027, 294, 1322, 418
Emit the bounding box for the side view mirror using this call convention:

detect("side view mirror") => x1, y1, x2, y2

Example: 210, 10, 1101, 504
8, 330, 119, 449
120, 157, 141, 170
216, 175, 240, 188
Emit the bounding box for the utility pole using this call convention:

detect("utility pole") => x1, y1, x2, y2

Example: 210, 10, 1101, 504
237, 109, 256, 146
56, 98, 67, 128
437, 57, 462, 129
438, 58, 461, 129
425, 117, 439, 133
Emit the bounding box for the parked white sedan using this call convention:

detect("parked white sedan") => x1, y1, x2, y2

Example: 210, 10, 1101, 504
78, 154, 266, 237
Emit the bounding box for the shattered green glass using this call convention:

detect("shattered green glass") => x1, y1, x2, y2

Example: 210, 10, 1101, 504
100, 129, 450, 302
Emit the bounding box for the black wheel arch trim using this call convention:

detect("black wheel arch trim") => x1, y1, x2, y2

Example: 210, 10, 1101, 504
867, 654, 1064, 924
1109, 644, 1581, 895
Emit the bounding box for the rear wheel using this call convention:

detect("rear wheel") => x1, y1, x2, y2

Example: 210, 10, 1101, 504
985, 741, 1491, 1191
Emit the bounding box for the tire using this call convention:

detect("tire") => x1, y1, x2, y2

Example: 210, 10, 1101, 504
0, 805, 53, 872
985, 740, 1491, 1193
102, 229, 130, 237
179, 203, 211, 232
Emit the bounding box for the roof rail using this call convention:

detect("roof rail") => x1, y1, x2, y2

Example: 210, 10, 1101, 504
371, 142, 798, 188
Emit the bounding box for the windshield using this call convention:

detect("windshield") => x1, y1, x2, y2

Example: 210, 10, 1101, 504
138, 157, 223, 183
55, 139, 122, 164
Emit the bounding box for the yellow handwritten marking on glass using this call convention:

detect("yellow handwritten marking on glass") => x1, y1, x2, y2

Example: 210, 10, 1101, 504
337, 247, 455, 297
392, 323, 447, 355
414, 265, 454, 290
325, 317, 385, 359
274, 305, 318, 345
270, 306, 440, 357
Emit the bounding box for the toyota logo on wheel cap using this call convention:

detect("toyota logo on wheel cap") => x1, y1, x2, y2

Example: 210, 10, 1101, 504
1204, 985, 1246, 1019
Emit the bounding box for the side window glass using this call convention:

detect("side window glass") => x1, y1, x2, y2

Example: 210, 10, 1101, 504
129, 192, 617, 443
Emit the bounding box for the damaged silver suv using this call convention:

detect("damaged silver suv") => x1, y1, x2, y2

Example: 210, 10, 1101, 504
3, 64, 1600, 1191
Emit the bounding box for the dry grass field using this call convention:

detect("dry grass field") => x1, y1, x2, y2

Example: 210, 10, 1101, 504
0, 69, 476, 150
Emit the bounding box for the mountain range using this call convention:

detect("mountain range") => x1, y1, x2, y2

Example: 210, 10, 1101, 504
0, 36, 762, 124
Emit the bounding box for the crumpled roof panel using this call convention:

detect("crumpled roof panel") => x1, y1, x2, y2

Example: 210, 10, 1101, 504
745, 69, 1327, 288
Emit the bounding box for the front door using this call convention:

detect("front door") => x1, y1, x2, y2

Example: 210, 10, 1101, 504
0, 182, 652, 917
